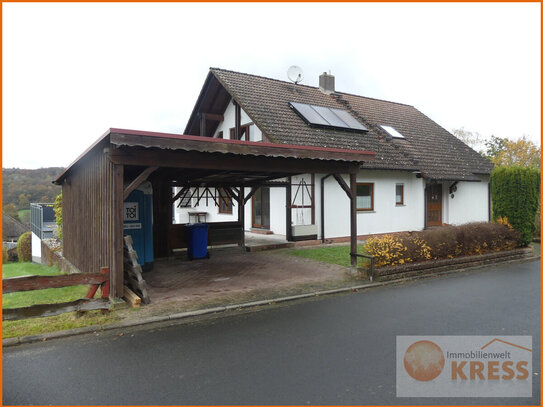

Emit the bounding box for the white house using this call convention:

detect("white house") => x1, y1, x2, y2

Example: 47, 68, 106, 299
174, 68, 493, 242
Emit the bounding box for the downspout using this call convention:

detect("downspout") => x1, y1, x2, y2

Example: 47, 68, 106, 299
488, 182, 492, 221
320, 174, 333, 243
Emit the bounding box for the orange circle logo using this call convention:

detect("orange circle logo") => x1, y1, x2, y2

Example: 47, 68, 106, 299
403, 340, 445, 382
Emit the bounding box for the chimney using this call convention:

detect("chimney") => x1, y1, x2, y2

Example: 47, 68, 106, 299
319, 71, 335, 94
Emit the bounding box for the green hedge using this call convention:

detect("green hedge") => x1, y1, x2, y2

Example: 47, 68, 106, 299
17, 231, 32, 263
490, 166, 540, 246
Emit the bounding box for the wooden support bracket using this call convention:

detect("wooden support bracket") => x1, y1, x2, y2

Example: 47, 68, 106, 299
333, 174, 354, 200
123, 166, 158, 200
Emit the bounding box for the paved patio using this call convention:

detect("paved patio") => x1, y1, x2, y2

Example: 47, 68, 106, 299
143, 249, 351, 305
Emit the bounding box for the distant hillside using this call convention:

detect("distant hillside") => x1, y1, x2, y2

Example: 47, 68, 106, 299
2, 167, 64, 212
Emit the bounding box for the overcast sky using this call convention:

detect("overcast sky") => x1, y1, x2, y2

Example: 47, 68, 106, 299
2, 2, 541, 169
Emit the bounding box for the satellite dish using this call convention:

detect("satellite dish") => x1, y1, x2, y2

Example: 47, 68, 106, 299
287, 66, 303, 84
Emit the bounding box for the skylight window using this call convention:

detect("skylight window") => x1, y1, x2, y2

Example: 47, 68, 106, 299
380, 125, 405, 139
289, 102, 368, 132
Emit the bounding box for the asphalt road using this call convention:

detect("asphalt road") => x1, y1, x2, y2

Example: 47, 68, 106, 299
3, 260, 540, 405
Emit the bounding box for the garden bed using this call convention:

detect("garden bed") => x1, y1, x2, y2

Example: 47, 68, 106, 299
374, 247, 534, 281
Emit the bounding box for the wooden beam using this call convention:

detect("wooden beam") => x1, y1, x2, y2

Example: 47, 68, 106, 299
113, 164, 124, 298
238, 186, 245, 250
109, 148, 358, 176
2, 298, 109, 321
171, 186, 189, 204
199, 113, 206, 137
234, 102, 241, 140
244, 186, 259, 205
286, 177, 292, 241
202, 113, 224, 122
333, 174, 353, 200
350, 172, 358, 268
123, 166, 158, 200
225, 187, 240, 204
123, 286, 141, 308
3, 273, 108, 294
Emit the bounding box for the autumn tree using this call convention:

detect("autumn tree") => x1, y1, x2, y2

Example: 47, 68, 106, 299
452, 127, 486, 153
487, 135, 540, 169
3, 203, 19, 220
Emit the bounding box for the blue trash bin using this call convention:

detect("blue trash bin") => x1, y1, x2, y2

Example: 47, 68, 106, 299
186, 223, 209, 260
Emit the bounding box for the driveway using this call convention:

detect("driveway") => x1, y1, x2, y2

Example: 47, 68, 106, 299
145, 250, 352, 304
3, 260, 540, 405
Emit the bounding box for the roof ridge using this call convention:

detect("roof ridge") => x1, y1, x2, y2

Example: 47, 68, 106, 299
209, 67, 414, 108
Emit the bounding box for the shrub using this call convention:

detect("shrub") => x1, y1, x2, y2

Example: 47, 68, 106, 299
2, 246, 8, 264
534, 206, 541, 240
54, 193, 62, 240
491, 166, 540, 246
365, 222, 520, 268
17, 231, 32, 262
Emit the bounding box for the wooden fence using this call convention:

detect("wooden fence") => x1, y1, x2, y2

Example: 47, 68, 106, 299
2, 267, 110, 321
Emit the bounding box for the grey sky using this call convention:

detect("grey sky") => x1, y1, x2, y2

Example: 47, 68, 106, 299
2, 3, 540, 169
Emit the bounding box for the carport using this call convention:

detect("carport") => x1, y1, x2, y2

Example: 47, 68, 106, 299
54, 128, 374, 298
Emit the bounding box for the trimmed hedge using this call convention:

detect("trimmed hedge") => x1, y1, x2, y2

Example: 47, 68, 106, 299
491, 166, 540, 246
366, 222, 520, 268
17, 231, 32, 263
2, 246, 8, 264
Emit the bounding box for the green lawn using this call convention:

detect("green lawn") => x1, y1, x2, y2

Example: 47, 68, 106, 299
2, 262, 120, 338
2, 262, 88, 309
289, 244, 370, 268
17, 209, 30, 224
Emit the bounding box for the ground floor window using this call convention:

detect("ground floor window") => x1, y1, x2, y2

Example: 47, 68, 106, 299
218, 188, 233, 214
396, 184, 404, 205
356, 183, 374, 211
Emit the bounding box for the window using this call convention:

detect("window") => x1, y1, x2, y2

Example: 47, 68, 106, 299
396, 184, 404, 205
217, 188, 233, 214
356, 183, 374, 211
229, 125, 250, 141
380, 125, 405, 139
217, 131, 223, 139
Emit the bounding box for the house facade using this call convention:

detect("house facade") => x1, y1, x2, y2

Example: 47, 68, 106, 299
175, 68, 493, 241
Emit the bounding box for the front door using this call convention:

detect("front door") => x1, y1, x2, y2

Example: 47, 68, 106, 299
252, 187, 270, 229
426, 184, 443, 227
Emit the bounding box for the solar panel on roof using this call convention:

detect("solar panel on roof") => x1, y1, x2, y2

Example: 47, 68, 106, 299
380, 125, 405, 139
289, 102, 328, 126
312, 105, 348, 128
330, 108, 368, 131
289, 102, 368, 133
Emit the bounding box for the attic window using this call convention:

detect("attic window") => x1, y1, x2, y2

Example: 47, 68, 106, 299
289, 102, 368, 133
380, 125, 405, 139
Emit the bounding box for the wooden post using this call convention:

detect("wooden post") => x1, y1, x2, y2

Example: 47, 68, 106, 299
112, 164, 124, 298
238, 186, 245, 250
286, 176, 292, 241
234, 102, 241, 140
350, 172, 357, 268
199, 113, 206, 137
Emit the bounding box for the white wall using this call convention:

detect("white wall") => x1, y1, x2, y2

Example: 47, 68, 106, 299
173, 170, 490, 237
174, 187, 239, 224
213, 100, 263, 142
31, 232, 41, 263
444, 178, 490, 225
319, 170, 426, 238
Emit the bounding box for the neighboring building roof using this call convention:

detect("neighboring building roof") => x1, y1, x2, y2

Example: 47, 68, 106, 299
2, 213, 30, 241
187, 68, 493, 180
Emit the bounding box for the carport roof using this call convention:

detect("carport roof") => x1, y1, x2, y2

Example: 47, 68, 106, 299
55, 128, 375, 185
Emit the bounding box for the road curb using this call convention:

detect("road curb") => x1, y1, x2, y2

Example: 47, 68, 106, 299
4, 255, 539, 348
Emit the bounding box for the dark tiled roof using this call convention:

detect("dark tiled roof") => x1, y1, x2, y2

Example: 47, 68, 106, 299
209, 68, 493, 180
2, 213, 29, 240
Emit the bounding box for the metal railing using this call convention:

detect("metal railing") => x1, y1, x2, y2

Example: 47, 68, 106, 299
30, 203, 56, 239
